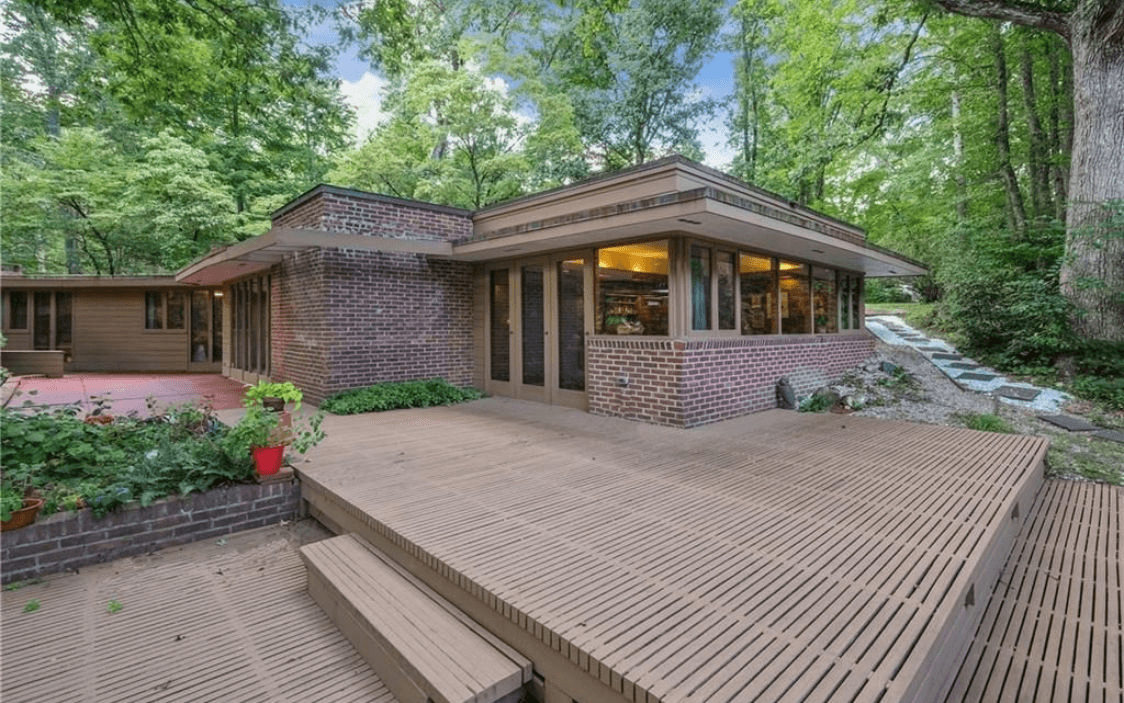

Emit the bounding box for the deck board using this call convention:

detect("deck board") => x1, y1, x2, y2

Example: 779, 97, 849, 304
300, 398, 1048, 703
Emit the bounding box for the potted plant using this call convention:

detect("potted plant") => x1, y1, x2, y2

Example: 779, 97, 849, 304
1, 481, 43, 531
224, 405, 326, 476
243, 381, 303, 412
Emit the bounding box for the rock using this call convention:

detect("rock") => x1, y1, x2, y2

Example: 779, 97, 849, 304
776, 377, 796, 410
880, 361, 899, 375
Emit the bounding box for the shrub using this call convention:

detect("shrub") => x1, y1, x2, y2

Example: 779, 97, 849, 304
321, 379, 483, 415
1070, 375, 1124, 411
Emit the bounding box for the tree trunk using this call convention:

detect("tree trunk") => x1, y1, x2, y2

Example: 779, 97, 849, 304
1059, 25, 1124, 341
951, 90, 969, 223
992, 27, 1028, 236
1019, 35, 1052, 221
1047, 39, 1071, 223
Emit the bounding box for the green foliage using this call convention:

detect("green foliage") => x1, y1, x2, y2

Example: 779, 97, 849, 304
865, 279, 914, 304
1070, 375, 1124, 411
322, 379, 483, 415
797, 392, 834, 413
23, 599, 40, 613
221, 405, 326, 458
954, 412, 1015, 434
106, 599, 122, 613
0, 484, 25, 522
243, 381, 303, 410
1, 401, 254, 518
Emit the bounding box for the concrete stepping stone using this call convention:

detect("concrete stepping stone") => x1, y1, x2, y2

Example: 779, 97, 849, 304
931, 352, 963, 361
949, 362, 981, 370
1038, 415, 1100, 432
995, 386, 1041, 401
1093, 429, 1124, 444
917, 346, 948, 352
957, 372, 997, 382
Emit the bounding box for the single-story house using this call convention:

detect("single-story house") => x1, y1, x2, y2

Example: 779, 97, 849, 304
2, 155, 925, 426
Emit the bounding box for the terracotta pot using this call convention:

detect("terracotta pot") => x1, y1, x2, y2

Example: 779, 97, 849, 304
252, 445, 285, 476
1, 498, 44, 531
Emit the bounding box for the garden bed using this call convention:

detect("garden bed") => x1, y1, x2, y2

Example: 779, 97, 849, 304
0, 479, 302, 585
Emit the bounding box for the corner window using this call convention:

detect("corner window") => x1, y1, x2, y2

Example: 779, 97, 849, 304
145, 291, 186, 330
596, 241, 669, 335
7, 291, 27, 329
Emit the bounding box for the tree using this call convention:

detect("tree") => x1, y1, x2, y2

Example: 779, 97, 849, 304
561, 0, 723, 167
930, 0, 1124, 341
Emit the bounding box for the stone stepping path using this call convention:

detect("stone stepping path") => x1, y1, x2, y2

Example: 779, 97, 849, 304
865, 315, 1072, 414
1094, 429, 1124, 444
995, 385, 1042, 402
1038, 414, 1100, 432
957, 372, 998, 382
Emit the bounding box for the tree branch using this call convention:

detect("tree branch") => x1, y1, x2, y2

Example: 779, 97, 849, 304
932, 0, 1071, 39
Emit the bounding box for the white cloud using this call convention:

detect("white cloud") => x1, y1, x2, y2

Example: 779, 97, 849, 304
339, 71, 390, 144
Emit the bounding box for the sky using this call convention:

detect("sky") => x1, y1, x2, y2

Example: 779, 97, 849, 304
292, 1, 738, 169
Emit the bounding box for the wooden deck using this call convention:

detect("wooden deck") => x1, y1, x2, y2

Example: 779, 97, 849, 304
948, 479, 1123, 702
299, 397, 1048, 703
0, 523, 394, 703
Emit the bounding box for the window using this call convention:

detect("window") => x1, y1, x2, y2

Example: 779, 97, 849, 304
55, 292, 72, 347
7, 291, 27, 329
596, 241, 669, 335
813, 267, 837, 333
779, 261, 811, 334
490, 270, 510, 381
852, 276, 862, 328
840, 275, 852, 330
689, 243, 737, 333
145, 291, 186, 330
740, 254, 776, 335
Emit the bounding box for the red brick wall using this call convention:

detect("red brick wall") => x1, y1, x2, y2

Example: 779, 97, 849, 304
267, 190, 476, 404
588, 332, 875, 428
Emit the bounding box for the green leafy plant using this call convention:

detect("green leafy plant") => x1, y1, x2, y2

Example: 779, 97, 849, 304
243, 381, 303, 410
23, 599, 40, 613
0, 483, 25, 522
797, 392, 834, 413
106, 599, 123, 613
321, 379, 483, 415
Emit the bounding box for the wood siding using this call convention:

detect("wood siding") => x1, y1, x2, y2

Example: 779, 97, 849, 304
72, 289, 189, 372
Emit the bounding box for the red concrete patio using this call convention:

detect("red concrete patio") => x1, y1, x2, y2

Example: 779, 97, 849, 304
0, 373, 247, 415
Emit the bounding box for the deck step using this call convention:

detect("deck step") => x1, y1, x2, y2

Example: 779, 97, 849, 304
301, 533, 530, 703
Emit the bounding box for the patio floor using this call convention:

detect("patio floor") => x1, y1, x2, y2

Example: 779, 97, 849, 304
298, 397, 1049, 703
1, 373, 247, 414
0, 522, 394, 703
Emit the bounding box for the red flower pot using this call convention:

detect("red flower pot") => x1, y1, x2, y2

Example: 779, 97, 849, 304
252, 445, 285, 476
1, 498, 44, 531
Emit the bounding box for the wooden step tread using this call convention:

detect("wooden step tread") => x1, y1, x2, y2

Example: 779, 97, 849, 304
301, 533, 530, 703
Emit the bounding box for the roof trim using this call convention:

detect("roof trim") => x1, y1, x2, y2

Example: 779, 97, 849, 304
0, 275, 199, 289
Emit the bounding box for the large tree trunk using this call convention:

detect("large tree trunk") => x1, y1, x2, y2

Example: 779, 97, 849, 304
1059, 25, 1124, 341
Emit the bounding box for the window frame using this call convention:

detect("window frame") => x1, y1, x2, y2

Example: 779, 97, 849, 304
144, 290, 187, 332
686, 239, 741, 336
6, 290, 28, 330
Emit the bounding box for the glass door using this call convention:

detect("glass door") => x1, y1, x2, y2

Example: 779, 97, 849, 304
188, 290, 222, 371
550, 257, 590, 409
514, 261, 548, 402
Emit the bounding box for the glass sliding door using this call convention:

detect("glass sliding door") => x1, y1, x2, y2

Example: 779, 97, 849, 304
489, 269, 511, 384
520, 265, 545, 387
557, 259, 585, 393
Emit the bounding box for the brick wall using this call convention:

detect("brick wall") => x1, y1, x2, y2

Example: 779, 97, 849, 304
267, 189, 477, 404
588, 332, 875, 428
0, 481, 301, 585
272, 187, 472, 243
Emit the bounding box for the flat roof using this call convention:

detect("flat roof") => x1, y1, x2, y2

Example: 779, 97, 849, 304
0, 275, 203, 289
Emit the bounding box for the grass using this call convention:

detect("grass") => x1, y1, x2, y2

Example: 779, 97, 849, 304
953, 412, 1015, 434
1046, 435, 1124, 485
864, 302, 937, 330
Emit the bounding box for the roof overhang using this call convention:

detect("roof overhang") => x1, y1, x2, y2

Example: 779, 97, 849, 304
0, 275, 192, 289
176, 227, 454, 285
453, 187, 926, 276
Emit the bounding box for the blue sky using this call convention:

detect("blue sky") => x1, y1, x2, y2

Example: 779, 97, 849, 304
289, 1, 737, 167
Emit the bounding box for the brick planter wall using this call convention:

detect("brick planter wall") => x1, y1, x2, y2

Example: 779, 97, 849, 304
0, 480, 301, 585
588, 332, 875, 428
